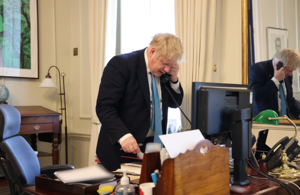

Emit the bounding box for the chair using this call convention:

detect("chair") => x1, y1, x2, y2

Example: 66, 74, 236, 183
0, 104, 74, 195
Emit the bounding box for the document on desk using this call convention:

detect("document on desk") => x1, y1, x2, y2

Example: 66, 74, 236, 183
54, 164, 114, 183
114, 163, 141, 176
159, 130, 205, 158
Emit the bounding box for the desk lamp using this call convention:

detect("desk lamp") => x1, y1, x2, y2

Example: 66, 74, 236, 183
39, 66, 68, 164
253, 110, 300, 178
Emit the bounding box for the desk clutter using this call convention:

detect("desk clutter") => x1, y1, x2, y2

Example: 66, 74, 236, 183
32, 130, 229, 195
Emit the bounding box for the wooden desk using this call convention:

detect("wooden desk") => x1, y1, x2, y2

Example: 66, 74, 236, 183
15, 106, 61, 165
24, 163, 300, 195
231, 162, 300, 195
24, 186, 65, 195
25, 175, 104, 195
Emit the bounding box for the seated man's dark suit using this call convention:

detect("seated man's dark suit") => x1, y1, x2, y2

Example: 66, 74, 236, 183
249, 59, 300, 118
96, 48, 184, 171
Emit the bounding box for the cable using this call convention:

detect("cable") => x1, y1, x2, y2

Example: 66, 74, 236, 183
247, 159, 294, 195
247, 158, 294, 194
163, 84, 192, 126
247, 158, 296, 195
249, 158, 297, 195
280, 179, 300, 191
248, 174, 270, 186
249, 174, 268, 179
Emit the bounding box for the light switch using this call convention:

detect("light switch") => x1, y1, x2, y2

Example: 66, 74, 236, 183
73, 48, 78, 56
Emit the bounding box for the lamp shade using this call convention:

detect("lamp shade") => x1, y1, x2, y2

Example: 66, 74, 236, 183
39, 78, 57, 88
253, 110, 279, 125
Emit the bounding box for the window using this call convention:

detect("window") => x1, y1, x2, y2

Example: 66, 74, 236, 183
117, 0, 175, 54
117, 0, 181, 133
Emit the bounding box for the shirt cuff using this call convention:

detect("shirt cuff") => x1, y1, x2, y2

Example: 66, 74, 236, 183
118, 133, 133, 145
170, 79, 181, 94
271, 77, 280, 89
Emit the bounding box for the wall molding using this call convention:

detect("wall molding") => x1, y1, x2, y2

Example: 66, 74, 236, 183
68, 132, 91, 141
79, 115, 92, 120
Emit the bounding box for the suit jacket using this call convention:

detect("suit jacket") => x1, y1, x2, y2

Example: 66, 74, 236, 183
96, 48, 184, 171
249, 59, 300, 118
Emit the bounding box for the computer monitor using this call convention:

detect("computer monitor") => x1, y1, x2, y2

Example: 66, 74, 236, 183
191, 82, 252, 144
191, 82, 253, 186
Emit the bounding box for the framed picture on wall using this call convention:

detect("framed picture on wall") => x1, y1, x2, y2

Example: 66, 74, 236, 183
0, 0, 38, 79
266, 27, 288, 59
298, 69, 300, 91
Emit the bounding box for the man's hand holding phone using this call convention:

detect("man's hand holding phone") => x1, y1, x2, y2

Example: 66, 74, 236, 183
169, 63, 179, 83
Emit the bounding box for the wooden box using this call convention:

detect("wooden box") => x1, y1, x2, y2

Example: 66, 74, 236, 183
140, 140, 230, 195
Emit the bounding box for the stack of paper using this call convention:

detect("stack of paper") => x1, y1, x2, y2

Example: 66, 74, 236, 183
159, 129, 205, 158
115, 163, 141, 176
54, 164, 114, 184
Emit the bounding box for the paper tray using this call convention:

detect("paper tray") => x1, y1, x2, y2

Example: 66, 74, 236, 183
35, 175, 118, 195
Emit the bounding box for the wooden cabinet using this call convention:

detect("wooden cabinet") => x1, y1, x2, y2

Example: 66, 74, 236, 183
15, 106, 61, 164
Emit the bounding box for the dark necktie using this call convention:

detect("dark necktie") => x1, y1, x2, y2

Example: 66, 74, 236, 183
150, 73, 163, 147
279, 83, 287, 116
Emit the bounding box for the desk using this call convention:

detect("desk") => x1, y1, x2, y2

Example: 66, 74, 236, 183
24, 186, 64, 195
231, 162, 300, 195
24, 164, 300, 195
15, 106, 61, 165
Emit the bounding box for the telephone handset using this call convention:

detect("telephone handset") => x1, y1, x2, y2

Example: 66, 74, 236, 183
277, 61, 283, 70
161, 73, 171, 84
265, 136, 290, 169
265, 136, 289, 162
277, 61, 284, 84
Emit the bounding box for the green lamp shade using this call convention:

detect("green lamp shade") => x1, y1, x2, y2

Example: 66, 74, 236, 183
253, 110, 279, 126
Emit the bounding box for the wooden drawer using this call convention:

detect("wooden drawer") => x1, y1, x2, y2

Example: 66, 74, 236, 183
19, 123, 54, 134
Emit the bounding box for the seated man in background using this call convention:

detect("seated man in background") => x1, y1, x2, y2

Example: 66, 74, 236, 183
249, 48, 300, 119
95, 33, 184, 171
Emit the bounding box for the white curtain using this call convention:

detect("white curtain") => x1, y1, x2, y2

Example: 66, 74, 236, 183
174, 0, 217, 129
88, 0, 117, 166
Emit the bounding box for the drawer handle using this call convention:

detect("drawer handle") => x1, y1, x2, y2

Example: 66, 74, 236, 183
33, 125, 40, 130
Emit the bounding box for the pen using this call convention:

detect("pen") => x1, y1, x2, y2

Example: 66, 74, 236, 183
151, 172, 157, 186
120, 143, 143, 150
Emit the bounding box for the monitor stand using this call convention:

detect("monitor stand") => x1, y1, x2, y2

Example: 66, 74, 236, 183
231, 108, 252, 186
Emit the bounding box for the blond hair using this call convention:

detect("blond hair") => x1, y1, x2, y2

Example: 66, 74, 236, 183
275, 49, 300, 69
149, 33, 184, 63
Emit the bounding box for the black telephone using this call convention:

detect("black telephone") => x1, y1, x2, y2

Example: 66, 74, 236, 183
277, 61, 283, 70
161, 73, 171, 84
265, 136, 300, 169
276, 62, 284, 84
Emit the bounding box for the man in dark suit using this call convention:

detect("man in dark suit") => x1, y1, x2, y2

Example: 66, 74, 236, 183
249, 48, 300, 118
96, 33, 184, 171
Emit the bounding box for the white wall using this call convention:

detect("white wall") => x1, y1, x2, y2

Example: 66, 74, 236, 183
0, 0, 92, 168
220, 0, 242, 84
212, 0, 242, 84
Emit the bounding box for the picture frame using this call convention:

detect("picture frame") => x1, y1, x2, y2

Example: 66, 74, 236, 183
0, 0, 38, 79
266, 27, 288, 59
298, 69, 300, 91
